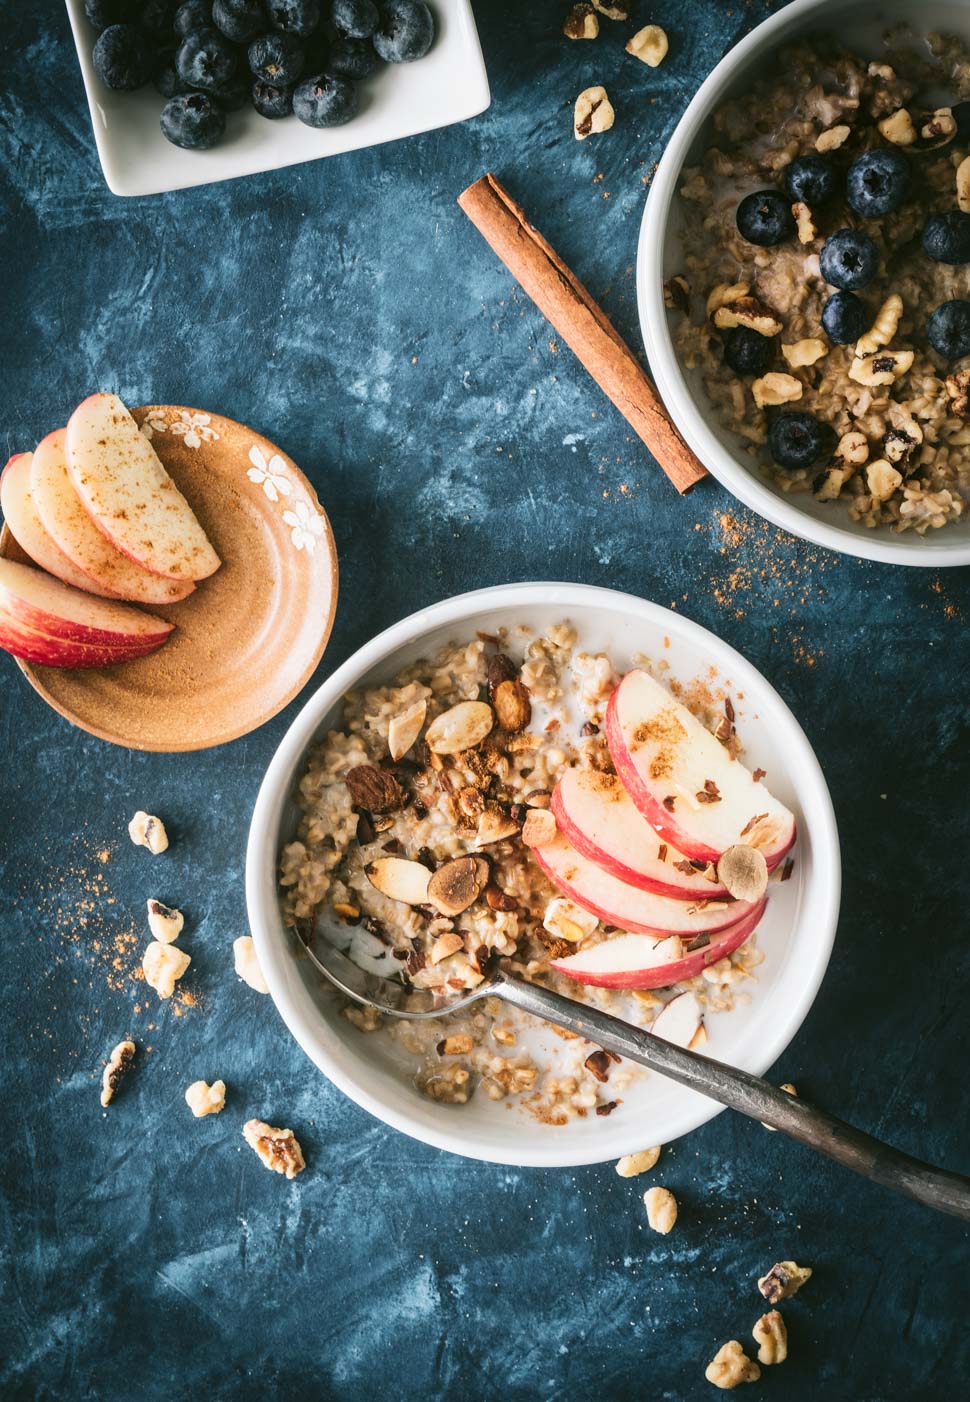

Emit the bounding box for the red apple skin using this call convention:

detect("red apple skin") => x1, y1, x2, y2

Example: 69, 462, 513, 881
550, 898, 767, 990
0, 559, 173, 650
0, 614, 169, 668
551, 770, 730, 901
1, 451, 123, 599
605, 682, 795, 869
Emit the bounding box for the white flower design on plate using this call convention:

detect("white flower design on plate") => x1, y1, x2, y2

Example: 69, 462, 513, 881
168, 411, 219, 450
247, 444, 292, 503
282, 499, 325, 553
139, 411, 168, 441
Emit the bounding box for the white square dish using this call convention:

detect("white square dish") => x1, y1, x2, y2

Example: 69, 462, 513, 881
64, 1, 490, 197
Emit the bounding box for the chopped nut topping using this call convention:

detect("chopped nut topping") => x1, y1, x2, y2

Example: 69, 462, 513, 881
739, 812, 768, 838
752, 768, 767, 783
662, 795, 676, 812
427, 855, 489, 917
856, 293, 903, 356
146, 898, 183, 944
142, 941, 190, 1000
782, 338, 827, 368
752, 372, 802, 409
591, 0, 629, 17
957, 155, 970, 214
717, 844, 768, 902
485, 883, 517, 912
835, 429, 869, 466
521, 807, 557, 847
696, 779, 721, 804
791, 200, 818, 243
563, 1, 598, 38
705, 1340, 761, 1389
426, 700, 494, 755
475, 804, 521, 846
643, 1185, 677, 1234
753, 1310, 788, 1366
706, 281, 750, 317
100, 1039, 135, 1107
713, 297, 783, 337
815, 123, 850, 152
429, 931, 464, 964
584, 1049, 612, 1082
365, 856, 432, 906
233, 935, 269, 994
663, 275, 690, 312
848, 349, 914, 386
128, 811, 168, 854
574, 85, 614, 140
387, 699, 427, 762
345, 764, 403, 814
486, 652, 517, 698
626, 24, 668, 67
946, 368, 970, 418
242, 1119, 305, 1179
543, 895, 597, 943
437, 1034, 474, 1057
758, 1260, 813, 1303
866, 459, 904, 502
877, 107, 916, 144
921, 107, 957, 145
615, 1146, 660, 1177
185, 1079, 226, 1118
493, 679, 532, 732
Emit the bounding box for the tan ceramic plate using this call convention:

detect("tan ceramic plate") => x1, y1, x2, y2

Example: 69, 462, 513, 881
0, 406, 338, 751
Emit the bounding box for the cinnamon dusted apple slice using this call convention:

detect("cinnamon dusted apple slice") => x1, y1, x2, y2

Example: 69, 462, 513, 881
606, 670, 795, 866
31, 429, 195, 605
1, 452, 118, 597
65, 394, 220, 581
549, 900, 766, 990
531, 830, 755, 938
552, 767, 729, 900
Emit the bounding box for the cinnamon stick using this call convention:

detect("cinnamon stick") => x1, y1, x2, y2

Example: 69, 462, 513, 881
457, 172, 707, 495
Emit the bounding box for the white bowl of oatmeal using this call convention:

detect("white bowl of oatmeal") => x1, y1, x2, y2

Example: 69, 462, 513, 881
246, 583, 840, 1167
638, 0, 970, 566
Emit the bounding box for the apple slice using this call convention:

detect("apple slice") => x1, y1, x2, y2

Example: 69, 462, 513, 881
31, 429, 196, 605
531, 830, 755, 938
65, 394, 220, 581
552, 767, 730, 900
550, 899, 766, 989
0, 559, 174, 667
606, 670, 796, 867
2, 452, 120, 598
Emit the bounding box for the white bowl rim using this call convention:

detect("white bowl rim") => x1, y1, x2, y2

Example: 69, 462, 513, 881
246, 581, 841, 1167
637, 0, 970, 569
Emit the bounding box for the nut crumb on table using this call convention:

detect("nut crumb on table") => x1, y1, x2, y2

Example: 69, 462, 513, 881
233, 935, 269, 994
574, 86, 614, 141
627, 25, 668, 69
242, 1119, 305, 1179
128, 811, 169, 854
643, 1185, 678, 1234
142, 940, 191, 999
146, 898, 184, 944
615, 1146, 661, 1177
758, 1259, 813, 1303
752, 1309, 788, 1365
185, 1080, 226, 1118
705, 1340, 761, 1389
100, 1039, 135, 1107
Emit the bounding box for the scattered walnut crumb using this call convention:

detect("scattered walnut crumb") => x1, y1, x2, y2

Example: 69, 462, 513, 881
185, 1079, 226, 1117
753, 1310, 788, 1366
100, 1039, 135, 1107
643, 1185, 677, 1234
574, 85, 614, 140
563, 2, 598, 39
758, 1260, 812, 1303
142, 941, 190, 999
128, 811, 168, 854
242, 1119, 305, 1178
233, 935, 269, 994
615, 1146, 660, 1177
146, 898, 183, 944
705, 1340, 761, 1389
626, 24, 668, 67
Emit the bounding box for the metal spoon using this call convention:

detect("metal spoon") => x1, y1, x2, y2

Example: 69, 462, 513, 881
302, 934, 970, 1221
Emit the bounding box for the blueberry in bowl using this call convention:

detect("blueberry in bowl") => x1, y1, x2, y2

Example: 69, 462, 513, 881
265, 0, 321, 36
93, 24, 153, 90
922, 212, 970, 265
209, 71, 250, 111
174, 0, 212, 37
846, 148, 910, 218
211, 0, 265, 42
722, 327, 773, 376
84, 0, 140, 27
735, 190, 795, 247
332, 0, 379, 38
248, 32, 305, 86
821, 291, 868, 345
327, 36, 382, 80
784, 155, 839, 208
373, 0, 435, 63
176, 27, 238, 91
252, 80, 294, 119
160, 91, 226, 148
293, 72, 360, 127
767, 412, 830, 472
927, 300, 970, 361
141, 0, 179, 37
819, 228, 879, 291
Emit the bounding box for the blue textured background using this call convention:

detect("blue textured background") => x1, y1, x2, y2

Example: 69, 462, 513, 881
2, 2, 968, 1397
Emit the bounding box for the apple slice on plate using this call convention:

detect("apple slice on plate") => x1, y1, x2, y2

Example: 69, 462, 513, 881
531, 830, 756, 938
552, 767, 730, 900
549, 898, 766, 989
65, 393, 220, 582
1, 452, 119, 597
606, 669, 795, 867
0, 558, 174, 667
31, 429, 196, 606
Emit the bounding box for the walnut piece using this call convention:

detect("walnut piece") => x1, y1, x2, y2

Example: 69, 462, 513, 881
233, 935, 269, 994
848, 349, 914, 387
791, 201, 818, 243
758, 1260, 813, 1303
957, 155, 970, 214
345, 764, 403, 814
143, 941, 190, 999
921, 107, 957, 145
615, 1146, 660, 1177
146, 898, 184, 944
713, 297, 782, 337
563, 2, 598, 38
753, 1310, 788, 1365
626, 24, 668, 67
643, 1185, 678, 1234
427, 855, 489, 917
781, 338, 827, 369
815, 123, 850, 152
946, 368, 970, 418
866, 459, 904, 502
856, 294, 903, 356
185, 1079, 226, 1117
100, 1039, 135, 1107
835, 430, 869, 465
242, 1119, 305, 1179
426, 700, 494, 754
877, 107, 916, 144
387, 699, 426, 762
705, 1341, 761, 1389
752, 372, 803, 409
574, 85, 615, 140
128, 811, 169, 854
706, 281, 750, 317
493, 679, 532, 732
591, 0, 629, 17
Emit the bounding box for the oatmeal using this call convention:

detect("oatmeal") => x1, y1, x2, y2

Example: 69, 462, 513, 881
670, 31, 970, 533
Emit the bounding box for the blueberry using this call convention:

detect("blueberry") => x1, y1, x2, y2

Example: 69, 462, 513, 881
210, 70, 250, 109
784, 155, 839, 207
922, 212, 970, 265
819, 228, 879, 290
248, 32, 305, 85
846, 148, 910, 217
332, 0, 378, 38
735, 189, 795, 247
211, 0, 264, 41
373, 0, 434, 63
84, 1, 140, 29
767, 412, 829, 471
153, 55, 190, 97
252, 79, 294, 117
927, 300, 970, 360
93, 24, 153, 90
160, 91, 226, 148
265, 0, 320, 36
293, 71, 359, 126
140, 1, 178, 37
722, 327, 773, 376
176, 27, 238, 90
174, 0, 212, 36
821, 291, 868, 344
327, 36, 381, 79
953, 101, 970, 140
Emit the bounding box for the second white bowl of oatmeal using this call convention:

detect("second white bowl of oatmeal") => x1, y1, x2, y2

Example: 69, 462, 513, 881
638, 0, 970, 568
246, 583, 840, 1168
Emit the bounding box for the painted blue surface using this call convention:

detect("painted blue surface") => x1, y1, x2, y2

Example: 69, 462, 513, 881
1, 2, 968, 1397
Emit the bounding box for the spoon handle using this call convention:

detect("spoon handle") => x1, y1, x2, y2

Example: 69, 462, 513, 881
496, 973, 970, 1221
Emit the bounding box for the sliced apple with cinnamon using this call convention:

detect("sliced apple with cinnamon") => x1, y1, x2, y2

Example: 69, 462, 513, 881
1, 452, 119, 597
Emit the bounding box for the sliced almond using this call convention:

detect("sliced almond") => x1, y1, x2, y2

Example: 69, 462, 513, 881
521, 808, 557, 847
476, 805, 521, 847
651, 991, 702, 1048
387, 699, 427, 762
365, 857, 431, 906
543, 896, 598, 943
427, 855, 490, 917
425, 700, 494, 755
717, 844, 768, 902
429, 932, 464, 965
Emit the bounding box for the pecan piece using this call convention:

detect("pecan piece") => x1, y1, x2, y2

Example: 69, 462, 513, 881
345, 764, 403, 814
492, 679, 532, 733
